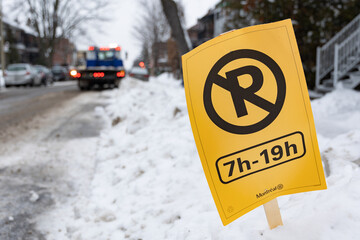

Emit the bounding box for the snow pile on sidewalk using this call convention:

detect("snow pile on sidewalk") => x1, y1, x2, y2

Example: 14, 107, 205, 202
312, 88, 360, 179
52, 76, 360, 239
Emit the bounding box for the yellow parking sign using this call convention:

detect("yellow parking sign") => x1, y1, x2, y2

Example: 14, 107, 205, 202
182, 19, 327, 226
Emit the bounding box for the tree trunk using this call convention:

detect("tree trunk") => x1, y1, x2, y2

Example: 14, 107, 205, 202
160, 0, 190, 56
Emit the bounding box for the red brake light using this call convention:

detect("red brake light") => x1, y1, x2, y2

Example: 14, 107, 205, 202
117, 71, 125, 77
139, 61, 145, 68
76, 73, 81, 78
26, 71, 30, 75
115, 46, 121, 51
93, 72, 104, 78
100, 47, 110, 51
88, 46, 95, 51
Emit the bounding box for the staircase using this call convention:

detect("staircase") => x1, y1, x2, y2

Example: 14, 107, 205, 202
316, 14, 360, 92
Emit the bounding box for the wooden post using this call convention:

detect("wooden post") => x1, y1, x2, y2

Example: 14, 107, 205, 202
263, 198, 283, 229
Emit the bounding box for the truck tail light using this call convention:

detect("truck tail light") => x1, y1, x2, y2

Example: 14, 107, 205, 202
26, 71, 30, 75
70, 69, 78, 77
88, 46, 95, 51
93, 72, 104, 78
75, 73, 81, 78
117, 71, 125, 77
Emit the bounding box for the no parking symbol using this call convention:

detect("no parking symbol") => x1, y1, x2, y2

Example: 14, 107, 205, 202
182, 19, 327, 226
203, 49, 286, 134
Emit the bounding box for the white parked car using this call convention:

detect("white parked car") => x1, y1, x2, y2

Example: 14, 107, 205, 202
0, 69, 4, 88
128, 67, 149, 81
4, 63, 41, 87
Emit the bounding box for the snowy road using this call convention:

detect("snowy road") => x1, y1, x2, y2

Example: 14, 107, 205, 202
0, 83, 110, 239
0, 82, 80, 140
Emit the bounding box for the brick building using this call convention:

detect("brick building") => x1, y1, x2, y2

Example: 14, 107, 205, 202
52, 37, 76, 66
2, 18, 76, 67
3, 19, 39, 65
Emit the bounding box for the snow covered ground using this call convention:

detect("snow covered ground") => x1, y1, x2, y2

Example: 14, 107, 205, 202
29, 75, 360, 239
0, 89, 107, 239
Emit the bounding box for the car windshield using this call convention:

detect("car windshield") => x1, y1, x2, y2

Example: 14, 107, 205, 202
7, 64, 27, 71
34, 66, 43, 71
98, 51, 114, 61
52, 66, 64, 71
131, 67, 148, 74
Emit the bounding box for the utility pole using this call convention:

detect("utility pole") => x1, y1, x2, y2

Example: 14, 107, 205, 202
0, 0, 5, 82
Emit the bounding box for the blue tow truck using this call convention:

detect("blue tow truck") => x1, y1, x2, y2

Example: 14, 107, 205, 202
71, 45, 126, 90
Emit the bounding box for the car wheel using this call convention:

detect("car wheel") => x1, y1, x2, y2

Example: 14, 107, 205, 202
45, 77, 50, 86
115, 79, 120, 88
29, 79, 34, 87
78, 81, 90, 91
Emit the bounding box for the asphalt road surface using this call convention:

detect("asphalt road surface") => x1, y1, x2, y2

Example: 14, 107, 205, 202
0, 82, 108, 239
0, 82, 80, 138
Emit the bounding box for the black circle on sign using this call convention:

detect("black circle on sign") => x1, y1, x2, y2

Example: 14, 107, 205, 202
203, 49, 286, 134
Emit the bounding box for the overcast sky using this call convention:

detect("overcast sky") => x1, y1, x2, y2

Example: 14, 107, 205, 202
79, 0, 220, 67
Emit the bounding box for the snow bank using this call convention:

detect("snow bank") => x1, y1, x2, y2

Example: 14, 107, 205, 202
312, 88, 360, 139
64, 77, 360, 239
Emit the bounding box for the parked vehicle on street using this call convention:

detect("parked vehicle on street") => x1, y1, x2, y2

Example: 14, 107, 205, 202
34, 65, 53, 86
0, 69, 4, 89
51, 65, 68, 81
71, 45, 126, 90
128, 66, 149, 81
4, 63, 41, 87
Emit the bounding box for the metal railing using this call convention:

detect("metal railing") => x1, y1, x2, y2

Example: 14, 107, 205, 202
316, 13, 360, 88
333, 29, 360, 84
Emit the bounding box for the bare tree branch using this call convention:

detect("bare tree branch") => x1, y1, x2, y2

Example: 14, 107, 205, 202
132, 0, 170, 74
9, 0, 111, 65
